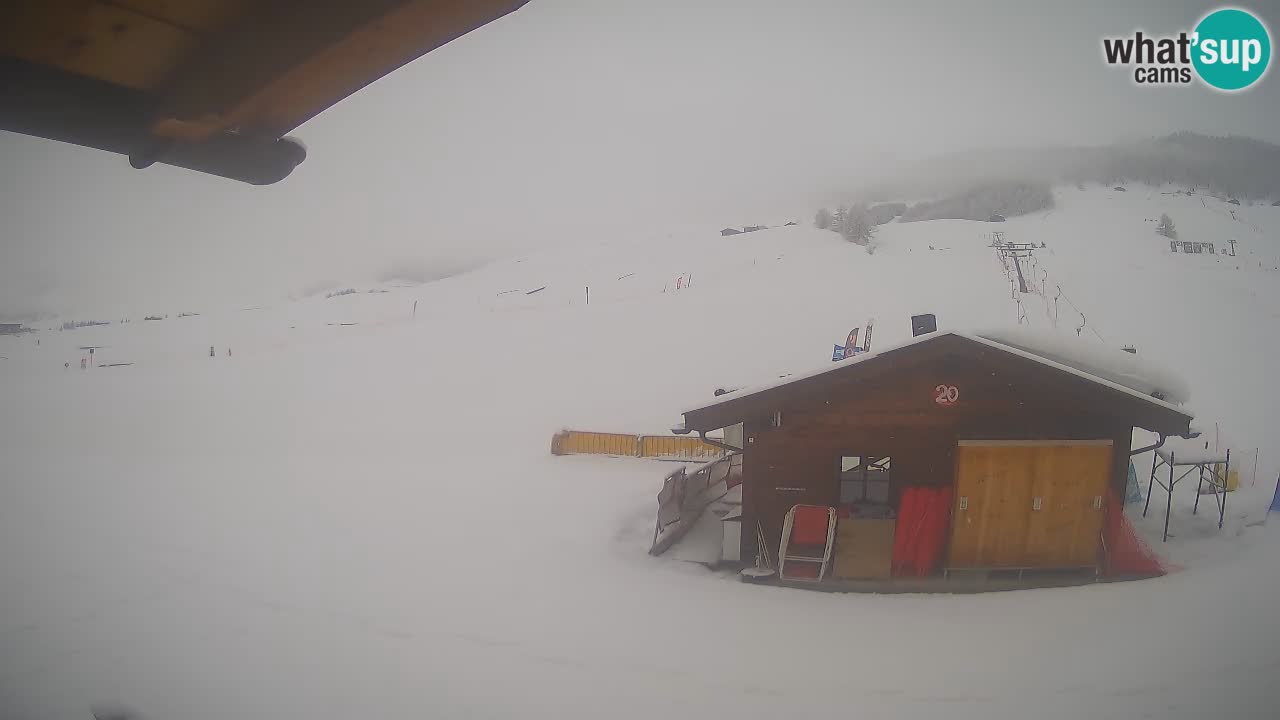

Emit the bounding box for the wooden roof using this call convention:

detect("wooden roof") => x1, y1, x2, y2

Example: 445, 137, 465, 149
681, 332, 1194, 437
1, 0, 529, 184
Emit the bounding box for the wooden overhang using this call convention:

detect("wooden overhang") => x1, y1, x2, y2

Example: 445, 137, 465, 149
680, 332, 1194, 438
1, 0, 529, 184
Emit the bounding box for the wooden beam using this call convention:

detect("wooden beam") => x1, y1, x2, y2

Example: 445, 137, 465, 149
148, 0, 529, 142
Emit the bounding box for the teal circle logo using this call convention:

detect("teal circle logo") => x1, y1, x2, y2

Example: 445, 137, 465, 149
1192, 8, 1271, 91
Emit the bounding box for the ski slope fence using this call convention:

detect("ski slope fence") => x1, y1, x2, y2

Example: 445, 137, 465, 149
551, 430, 726, 461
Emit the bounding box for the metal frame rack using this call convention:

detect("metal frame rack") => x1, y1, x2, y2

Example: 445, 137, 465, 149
1143, 445, 1230, 542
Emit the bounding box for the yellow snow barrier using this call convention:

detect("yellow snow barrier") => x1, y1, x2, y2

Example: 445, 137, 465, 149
551, 431, 640, 457
551, 430, 725, 460
639, 435, 725, 461
1214, 463, 1240, 492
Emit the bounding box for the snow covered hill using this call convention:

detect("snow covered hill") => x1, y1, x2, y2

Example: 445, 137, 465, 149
1, 184, 1278, 719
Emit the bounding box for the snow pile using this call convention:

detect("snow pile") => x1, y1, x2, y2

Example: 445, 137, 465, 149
977, 326, 1191, 405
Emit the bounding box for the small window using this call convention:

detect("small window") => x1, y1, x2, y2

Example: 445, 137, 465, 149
839, 455, 892, 506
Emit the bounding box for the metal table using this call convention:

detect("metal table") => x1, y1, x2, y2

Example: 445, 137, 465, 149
1143, 439, 1230, 542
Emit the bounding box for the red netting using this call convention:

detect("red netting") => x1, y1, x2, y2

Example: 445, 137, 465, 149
1103, 489, 1167, 577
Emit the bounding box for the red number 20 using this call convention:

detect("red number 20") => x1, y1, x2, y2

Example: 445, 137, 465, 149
934, 384, 959, 405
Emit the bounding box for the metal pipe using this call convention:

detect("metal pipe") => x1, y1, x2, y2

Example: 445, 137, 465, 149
1144, 454, 1158, 517
1131, 433, 1168, 457
698, 430, 742, 454
1221, 449, 1230, 529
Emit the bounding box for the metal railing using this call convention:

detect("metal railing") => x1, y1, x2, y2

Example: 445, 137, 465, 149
649, 451, 741, 556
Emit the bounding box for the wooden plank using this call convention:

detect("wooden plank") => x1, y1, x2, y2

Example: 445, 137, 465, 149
110, 0, 247, 34
148, 0, 530, 141
950, 445, 989, 566
958, 439, 1115, 447
1066, 444, 1111, 566
989, 447, 1035, 567
832, 519, 896, 579
4, 1, 198, 90
1024, 446, 1079, 567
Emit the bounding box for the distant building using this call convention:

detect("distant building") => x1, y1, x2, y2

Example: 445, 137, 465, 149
743, 225, 766, 233
1171, 241, 1215, 254
987, 213, 1007, 223
784, 221, 798, 226
1114, 186, 1127, 192
0, 323, 23, 335
720, 228, 742, 236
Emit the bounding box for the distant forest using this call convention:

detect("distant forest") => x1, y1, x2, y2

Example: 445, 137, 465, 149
865, 132, 1280, 209
898, 182, 1054, 223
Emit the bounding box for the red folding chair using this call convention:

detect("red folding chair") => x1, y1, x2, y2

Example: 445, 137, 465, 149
778, 505, 837, 582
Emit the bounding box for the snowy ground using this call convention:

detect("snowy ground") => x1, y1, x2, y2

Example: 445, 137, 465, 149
2, 185, 1279, 718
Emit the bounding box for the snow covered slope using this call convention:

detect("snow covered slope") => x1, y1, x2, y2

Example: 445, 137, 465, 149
1, 185, 1278, 719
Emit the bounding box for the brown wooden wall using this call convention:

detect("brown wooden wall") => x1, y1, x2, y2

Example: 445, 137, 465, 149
738, 350, 1136, 564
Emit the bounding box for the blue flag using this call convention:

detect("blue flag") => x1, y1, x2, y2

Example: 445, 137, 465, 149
832, 345, 845, 362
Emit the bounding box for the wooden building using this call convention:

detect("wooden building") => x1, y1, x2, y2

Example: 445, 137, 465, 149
676, 331, 1193, 579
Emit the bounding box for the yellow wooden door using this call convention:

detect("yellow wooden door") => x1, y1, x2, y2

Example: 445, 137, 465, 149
949, 444, 1036, 567
1024, 444, 1111, 567
950, 441, 1112, 569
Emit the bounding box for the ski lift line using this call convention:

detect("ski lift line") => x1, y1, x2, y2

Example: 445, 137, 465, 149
1024, 254, 1107, 344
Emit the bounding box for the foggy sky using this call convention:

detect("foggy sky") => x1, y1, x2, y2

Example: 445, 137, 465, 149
3, 0, 1278, 318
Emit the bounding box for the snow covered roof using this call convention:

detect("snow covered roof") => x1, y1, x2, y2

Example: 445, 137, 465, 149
683, 330, 954, 415
975, 327, 1190, 405
682, 329, 1193, 433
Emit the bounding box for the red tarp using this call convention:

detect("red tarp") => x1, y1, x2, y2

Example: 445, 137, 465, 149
892, 487, 953, 577
1102, 488, 1167, 577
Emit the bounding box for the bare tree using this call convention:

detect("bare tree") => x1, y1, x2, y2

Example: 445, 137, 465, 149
836, 203, 877, 246
1156, 213, 1178, 239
